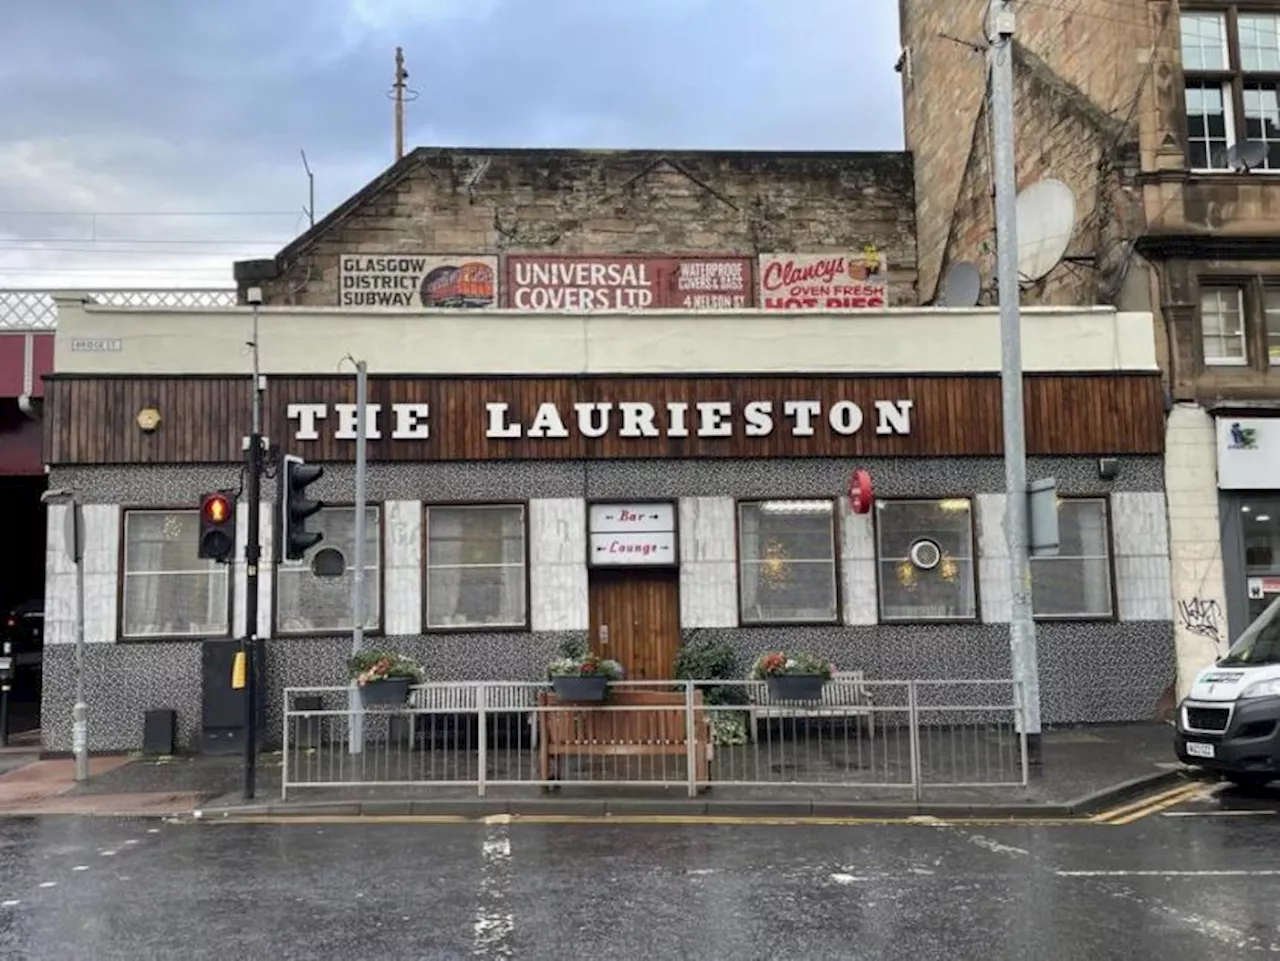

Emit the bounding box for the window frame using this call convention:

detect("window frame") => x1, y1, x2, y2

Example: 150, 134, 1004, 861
734, 498, 842, 627
1181, 6, 1280, 173
873, 496, 980, 625
421, 501, 531, 634
1029, 495, 1118, 623
271, 502, 385, 638
117, 505, 233, 643
1264, 283, 1280, 365
1199, 281, 1250, 366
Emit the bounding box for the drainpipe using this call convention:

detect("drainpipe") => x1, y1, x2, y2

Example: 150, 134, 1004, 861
18, 333, 38, 420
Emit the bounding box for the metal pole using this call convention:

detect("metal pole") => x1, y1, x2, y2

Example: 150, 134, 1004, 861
70, 501, 88, 781
988, 0, 1042, 760
242, 303, 264, 799
349, 359, 368, 755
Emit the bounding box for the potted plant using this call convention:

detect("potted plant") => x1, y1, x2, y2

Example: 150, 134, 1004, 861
349, 651, 424, 706
675, 633, 750, 746
547, 638, 623, 702
750, 651, 833, 702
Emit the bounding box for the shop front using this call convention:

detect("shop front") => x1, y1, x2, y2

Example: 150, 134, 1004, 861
1215, 415, 1280, 637
38, 300, 1176, 754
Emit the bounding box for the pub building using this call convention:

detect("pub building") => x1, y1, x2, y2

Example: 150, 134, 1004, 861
37, 295, 1176, 753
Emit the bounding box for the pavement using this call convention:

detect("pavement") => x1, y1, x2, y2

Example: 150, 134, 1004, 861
0, 783, 1277, 960
0, 722, 1231, 820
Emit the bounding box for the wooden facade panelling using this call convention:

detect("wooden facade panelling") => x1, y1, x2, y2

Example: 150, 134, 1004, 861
42, 373, 1165, 465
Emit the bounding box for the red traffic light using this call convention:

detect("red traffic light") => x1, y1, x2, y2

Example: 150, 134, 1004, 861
202, 493, 231, 525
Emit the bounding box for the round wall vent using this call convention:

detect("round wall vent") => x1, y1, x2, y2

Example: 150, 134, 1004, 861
908, 538, 942, 570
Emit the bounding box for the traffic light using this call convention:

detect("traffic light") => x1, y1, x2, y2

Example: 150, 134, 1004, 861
197, 491, 236, 562
280, 454, 324, 560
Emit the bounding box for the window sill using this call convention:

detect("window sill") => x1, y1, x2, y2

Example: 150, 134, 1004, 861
118, 632, 232, 644
422, 623, 531, 635
878, 616, 980, 626
737, 618, 843, 629
1204, 358, 1250, 367
1031, 614, 1116, 623
274, 628, 385, 640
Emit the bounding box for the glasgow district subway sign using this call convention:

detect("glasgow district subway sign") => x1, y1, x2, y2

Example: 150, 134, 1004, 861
286, 398, 915, 441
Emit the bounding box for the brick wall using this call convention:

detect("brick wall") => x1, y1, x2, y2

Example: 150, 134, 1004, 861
900, 0, 1152, 303
252, 149, 919, 307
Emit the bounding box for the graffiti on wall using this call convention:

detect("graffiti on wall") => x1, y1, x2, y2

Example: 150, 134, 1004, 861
1177, 597, 1224, 645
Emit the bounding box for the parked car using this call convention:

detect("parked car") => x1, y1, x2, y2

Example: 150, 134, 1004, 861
3, 598, 43, 667
1175, 595, 1280, 787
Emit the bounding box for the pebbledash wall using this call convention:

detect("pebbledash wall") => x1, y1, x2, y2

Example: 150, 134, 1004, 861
41, 299, 1175, 753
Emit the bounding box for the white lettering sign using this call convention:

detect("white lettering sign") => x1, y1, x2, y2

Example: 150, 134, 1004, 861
286, 399, 914, 442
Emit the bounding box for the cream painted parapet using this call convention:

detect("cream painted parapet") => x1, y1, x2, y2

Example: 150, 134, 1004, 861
51, 297, 1159, 376
1165, 404, 1228, 700
679, 497, 738, 629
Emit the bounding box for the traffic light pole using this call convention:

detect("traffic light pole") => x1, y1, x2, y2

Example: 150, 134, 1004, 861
242, 298, 264, 800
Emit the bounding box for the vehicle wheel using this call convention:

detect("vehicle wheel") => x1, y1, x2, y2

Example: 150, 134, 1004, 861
1224, 772, 1274, 788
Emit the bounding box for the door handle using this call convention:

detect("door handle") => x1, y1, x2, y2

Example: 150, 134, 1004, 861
599, 624, 609, 645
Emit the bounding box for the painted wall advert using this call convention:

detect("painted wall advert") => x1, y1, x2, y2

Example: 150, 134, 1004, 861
504, 255, 754, 310
338, 253, 498, 308
758, 250, 889, 310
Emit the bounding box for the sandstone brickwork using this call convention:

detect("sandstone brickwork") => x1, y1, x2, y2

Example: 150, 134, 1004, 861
246, 149, 919, 308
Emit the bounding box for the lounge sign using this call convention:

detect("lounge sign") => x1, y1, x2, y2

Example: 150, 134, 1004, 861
285, 398, 915, 441
588, 502, 677, 567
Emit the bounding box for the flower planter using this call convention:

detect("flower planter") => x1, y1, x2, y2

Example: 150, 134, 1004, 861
766, 673, 825, 702
359, 677, 411, 706
552, 674, 609, 702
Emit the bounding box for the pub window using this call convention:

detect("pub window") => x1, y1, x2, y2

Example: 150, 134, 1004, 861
121, 509, 230, 639
1200, 284, 1248, 365
1030, 498, 1114, 620
737, 500, 839, 625
275, 506, 381, 634
1265, 286, 1280, 364
1181, 10, 1280, 170
424, 504, 527, 630
875, 499, 977, 622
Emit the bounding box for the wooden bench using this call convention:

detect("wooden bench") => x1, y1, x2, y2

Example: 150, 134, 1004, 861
747, 670, 876, 740
537, 689, 711, 787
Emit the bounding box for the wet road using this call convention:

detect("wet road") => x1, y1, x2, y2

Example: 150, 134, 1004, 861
0, 785, 1277, 960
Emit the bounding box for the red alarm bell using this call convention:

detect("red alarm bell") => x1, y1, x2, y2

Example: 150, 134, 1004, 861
848, 469, 873, 514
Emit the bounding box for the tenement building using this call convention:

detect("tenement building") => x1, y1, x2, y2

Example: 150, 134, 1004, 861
899, 0, 1280, 694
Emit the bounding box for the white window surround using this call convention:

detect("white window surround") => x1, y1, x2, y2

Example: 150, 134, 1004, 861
120, 508, 231, 640
1201, 285, 1249, 365
275, 505, 381, 635
424, 504, 528, 631
736, 499, 840, 625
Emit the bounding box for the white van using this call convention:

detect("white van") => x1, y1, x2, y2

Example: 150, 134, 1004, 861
1175, 595, 1280, 787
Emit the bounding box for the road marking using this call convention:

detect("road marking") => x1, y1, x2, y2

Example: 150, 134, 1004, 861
1, 900, 19, 907
71, 866, 89, 872
1091, 782, 1210, 825
1162, 809, 1277, 818
37, 882, 56, 889
473, 818, 514, 959
212, 813, 1085, 827
1059, 869, 1280, 877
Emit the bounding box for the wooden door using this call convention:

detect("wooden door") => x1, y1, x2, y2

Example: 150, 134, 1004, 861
588, 569, 681, 680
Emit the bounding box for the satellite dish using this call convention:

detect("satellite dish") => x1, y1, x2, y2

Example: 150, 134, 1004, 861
1015, 178, 1076, 282
1233, 141, 1267, 171
939, 261, 981, 307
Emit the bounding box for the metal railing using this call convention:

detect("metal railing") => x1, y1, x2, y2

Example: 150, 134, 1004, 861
281, 679, 1028, 801
0, 288, 236, 330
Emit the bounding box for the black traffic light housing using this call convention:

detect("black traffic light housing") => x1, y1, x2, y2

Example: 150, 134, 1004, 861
279, 454, 324, 561
197, 491, 236, 562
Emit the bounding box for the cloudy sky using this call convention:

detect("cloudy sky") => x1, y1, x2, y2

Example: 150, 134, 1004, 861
0, 0, 903, 291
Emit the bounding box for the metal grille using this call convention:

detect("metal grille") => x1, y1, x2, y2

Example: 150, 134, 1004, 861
1186, 706, 1231, 732
0, 288, 237, 330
